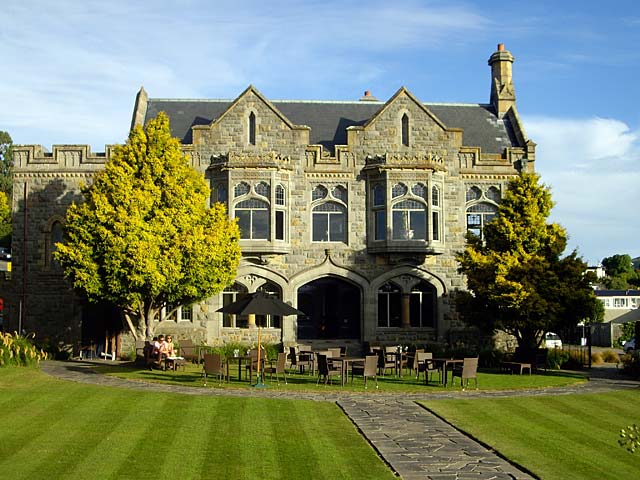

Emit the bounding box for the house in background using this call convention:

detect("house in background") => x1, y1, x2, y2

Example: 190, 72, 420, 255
7, 45, 535, 355
591, 290, 640, 347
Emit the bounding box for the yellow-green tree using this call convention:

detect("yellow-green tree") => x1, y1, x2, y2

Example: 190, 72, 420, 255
0, 191, 11, 247
55, 113, 241, 340
456, 173, 600, 352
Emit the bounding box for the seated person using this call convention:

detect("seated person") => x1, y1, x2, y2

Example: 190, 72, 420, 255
165, 335, 176, 357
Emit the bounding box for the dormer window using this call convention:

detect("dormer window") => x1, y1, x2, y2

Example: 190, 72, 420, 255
401, 113, 409, 147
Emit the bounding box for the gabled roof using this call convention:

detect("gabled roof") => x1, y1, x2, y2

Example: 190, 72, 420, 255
144, 96, 520, 154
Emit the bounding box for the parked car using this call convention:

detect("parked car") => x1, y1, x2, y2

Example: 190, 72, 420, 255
623, 337, 636, 353
0, 247, 10, 260
543, 332, 562, 349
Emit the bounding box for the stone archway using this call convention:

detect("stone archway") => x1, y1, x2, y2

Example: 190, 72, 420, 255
296, 277, 361, 340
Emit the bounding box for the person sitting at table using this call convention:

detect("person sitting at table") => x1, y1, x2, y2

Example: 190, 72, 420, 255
165, 335, 176, 357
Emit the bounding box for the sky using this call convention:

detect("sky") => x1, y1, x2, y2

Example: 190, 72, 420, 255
1, 0, 639, 265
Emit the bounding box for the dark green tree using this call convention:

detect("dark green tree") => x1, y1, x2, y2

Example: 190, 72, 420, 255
601, 254, 639, 289
0, 131, 13, 195
456, 173, 601, 352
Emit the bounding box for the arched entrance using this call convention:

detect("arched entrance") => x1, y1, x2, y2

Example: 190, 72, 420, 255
297, 277, 361, 340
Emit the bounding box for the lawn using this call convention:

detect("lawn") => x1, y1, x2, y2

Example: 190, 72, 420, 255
423, 390, 640, 480
0, 367, 396, 480
94, 361, 588, 393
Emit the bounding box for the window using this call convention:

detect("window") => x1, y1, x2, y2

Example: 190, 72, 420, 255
275, 184, 286, 241
222, 285, 248, 327
180, 305, 193, 322
392, 183, 407, 198
466, 186, 482, 202
486, 186, 501, 202
372, 184, 386, 241
409, 282, 436, 328
312, 202, 346, 242
217, 185, 228, 203
378, 282, 402, 327
235, 182, 250, 197
614, 298, 629, 308
236, 198, 269, 239
249, 112, 256, 145
256, 283, 282, 328
401, 114, 409, 147
431, 186, 440, 241
466, 202, 498, 238
312, 184, 348, 243
412, 183, 426, 199
392, 200, 426, 240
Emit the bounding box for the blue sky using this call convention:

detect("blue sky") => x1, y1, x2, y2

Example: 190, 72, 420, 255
2, 0, 639, 265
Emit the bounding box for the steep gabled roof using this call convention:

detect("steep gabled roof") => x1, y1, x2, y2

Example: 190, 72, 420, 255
144, 95, 520, 154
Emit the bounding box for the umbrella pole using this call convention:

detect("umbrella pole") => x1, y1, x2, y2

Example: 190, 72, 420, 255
254, 326, 266, 388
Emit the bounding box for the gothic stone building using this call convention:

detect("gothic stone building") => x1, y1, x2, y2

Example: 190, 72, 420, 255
7, 44, 535, 355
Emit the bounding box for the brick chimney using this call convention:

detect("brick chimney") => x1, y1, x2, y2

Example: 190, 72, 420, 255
488, 43, 515, 117
359, 90, 378, 102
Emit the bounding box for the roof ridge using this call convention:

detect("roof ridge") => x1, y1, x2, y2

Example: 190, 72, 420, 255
148, 98, 489, 108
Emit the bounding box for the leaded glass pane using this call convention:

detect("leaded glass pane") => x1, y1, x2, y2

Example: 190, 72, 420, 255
255, 181, 270, 198
312, 185, 327, 201
411, 183, 426, 199
332, 185, 347, 203
252, 209, 269, 239
275, 185, 285, 205
236, 210, 251, 239
375, 210, 386, 240
312, 213, 328, 241
409, 210, 426, 240
329, 212, 346, 242
393, 199, 424, 210
466, 186, 481, 202
314, 202, 343, 212
275, 210, 284, 240
237, 198, 268, 209
431, 185, 439, 206
486, 186, 501, 202
467, 203, 498, 213
392, 183, 407, 198
432, 212, 439, 241
234, 182, 250, 197
218, 185, 228, 203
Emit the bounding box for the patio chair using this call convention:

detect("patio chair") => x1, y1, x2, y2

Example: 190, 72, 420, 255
416, 352, 439, 384
202, 353, 225, 386
290, 346, 313, 374
378, 347, 396, 376
351, 355, 378, 389
265, 352, 288, 385
451, 357, 479, 390
179, 339, 199, 363
408, 349, 424, 376
316, 354, 341, 385
245, 349, 265, 384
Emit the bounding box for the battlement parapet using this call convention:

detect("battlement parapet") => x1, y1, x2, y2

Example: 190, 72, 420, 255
13, 145, 117, 171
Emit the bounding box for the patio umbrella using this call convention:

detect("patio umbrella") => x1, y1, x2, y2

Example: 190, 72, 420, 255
216, 291, 305, 316
216, 291, 305, 386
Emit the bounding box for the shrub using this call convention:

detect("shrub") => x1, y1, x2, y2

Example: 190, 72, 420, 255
591, 352, 604, 365
620, 352, 640, 379
562, 349, 586, 369
601, 350, 620, 363
546, 349, 570, 369
0, 332, 48, 367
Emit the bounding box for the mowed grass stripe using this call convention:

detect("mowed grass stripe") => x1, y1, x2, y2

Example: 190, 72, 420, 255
424, 390, 639, 480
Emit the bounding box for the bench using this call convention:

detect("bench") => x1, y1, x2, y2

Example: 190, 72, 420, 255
501, 361, 532, 375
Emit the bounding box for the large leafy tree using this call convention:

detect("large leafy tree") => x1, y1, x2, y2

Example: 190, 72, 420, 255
55, 113, 241, 340
601, 254, 639, 289
456, 173, 600, 352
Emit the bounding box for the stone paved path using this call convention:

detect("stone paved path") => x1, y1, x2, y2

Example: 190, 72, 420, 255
41, 361, 639, 480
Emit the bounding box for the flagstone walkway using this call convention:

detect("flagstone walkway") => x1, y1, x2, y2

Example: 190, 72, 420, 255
41, 361, 639, 480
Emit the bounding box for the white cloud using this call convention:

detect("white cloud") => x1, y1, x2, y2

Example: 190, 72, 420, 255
525, 115, 640, 264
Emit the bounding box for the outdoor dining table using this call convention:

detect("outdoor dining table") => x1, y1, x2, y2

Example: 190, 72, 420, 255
225, 355, 261, 382
329, 356, 366, 386
432, 358, 464, 386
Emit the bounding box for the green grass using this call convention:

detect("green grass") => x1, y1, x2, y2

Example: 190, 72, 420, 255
422, 390, 640, 480
94, 361, 587, 393
0, 367, 395, 480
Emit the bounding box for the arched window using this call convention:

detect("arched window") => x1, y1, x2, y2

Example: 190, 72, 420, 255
312, 202, 346, 242
392, 200, 426, 240
256, 282, 283, 328
401, 113, 409, 147
431, 185, 440, 241
410, 281, 436, 328
486, 186, 501, 202
466, 202, 498, 238
222, 283, 248, 328
378, 282, 402, 327
248, 112, 256, 145
466, 186, 482, 202
236, 198, 269, 239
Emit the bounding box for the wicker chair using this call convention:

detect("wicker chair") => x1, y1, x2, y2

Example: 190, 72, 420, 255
451, 357, 479, 390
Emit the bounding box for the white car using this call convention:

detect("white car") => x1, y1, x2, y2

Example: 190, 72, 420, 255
623, 337, 636, 353
544, 332, 562, 349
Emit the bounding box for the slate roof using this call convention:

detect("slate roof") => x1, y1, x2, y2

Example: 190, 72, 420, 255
144, 98, 519, 154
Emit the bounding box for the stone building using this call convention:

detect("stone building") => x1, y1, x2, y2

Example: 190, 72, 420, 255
5, 44, 535, 355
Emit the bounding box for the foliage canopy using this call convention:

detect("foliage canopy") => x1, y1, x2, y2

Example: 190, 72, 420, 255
456, 173, 601, 350
55, 113, 241, 339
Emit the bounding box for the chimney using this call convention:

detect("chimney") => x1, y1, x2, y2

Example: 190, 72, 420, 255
488, 43, 515, 116
359, 90, 378, 102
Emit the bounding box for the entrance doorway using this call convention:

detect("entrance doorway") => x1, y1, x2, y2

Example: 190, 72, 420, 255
297, 277, 360, 340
